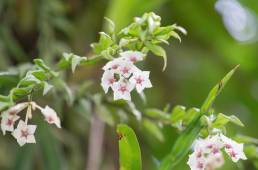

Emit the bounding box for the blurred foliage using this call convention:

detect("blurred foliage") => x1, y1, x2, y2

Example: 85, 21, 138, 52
0, 0, 258, 170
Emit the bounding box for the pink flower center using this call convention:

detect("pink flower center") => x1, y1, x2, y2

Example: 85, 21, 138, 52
121, 67, 130, 74
225, 144, 232, 149
118, 85, 127, 93
21, 129, 29, 138
212, 148, 219, 154
135, 77, 144, 85
229, 150, 237, 158
6, 119, 13, 126
47, 116, 54, 123
207, 144, 213, 149
196, 150, 202, 158
130, 56, 137, 62
197, 162, 204, 169
112, 64, 119, 70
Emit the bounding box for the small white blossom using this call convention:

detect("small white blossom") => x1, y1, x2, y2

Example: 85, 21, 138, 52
12, 120, 36, 146
1, 112, 20, 135
101, 70, 116, 93
5, 102, 29, 116
188, 134, 247, 170
129, 71, 152, 93
205, 152, 224, 170
220, 134, 247, 162
187, 152, 206, 170
40, 106, 61, 128
102, 58, 122, 71
120, 51, 145, 63
101, 50, 153, 101
112, 80, 134, 101
118, 60, 137, 78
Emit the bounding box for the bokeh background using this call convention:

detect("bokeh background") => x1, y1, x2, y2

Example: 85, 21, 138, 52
0, 0, 258, 170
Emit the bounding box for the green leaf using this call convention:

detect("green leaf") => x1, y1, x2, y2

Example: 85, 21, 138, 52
158, 65, 239, 170
0, 95, 12, 111
145, 43, 167, 71
200, 65, 239, 113
183, 107, 200, 125
43, 82, 53, 96
158, 121, 201, 170
143, 119, 164, 142
212, 113, 244, 127
38, 121, 62, 170
33, 59, 59, 77
13, 145, 34, 170
170, 105, 186, 124
71, 55, 84, 73
144, 108, 170, 122
117, 124, 142, 170
91, 32, 113, 54
104, 17, 115, 34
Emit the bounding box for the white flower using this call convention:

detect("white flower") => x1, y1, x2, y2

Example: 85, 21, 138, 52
101, 70, 116, 93
1, 112, 20, 135
205, 152, 224, 170
102, 58, 122, 71
12, 120, 36, 146
187, 152, 205, 170
220, 134, 247, 162
118, 60, 137, 78
40, 106, 61, 128
112, 80, 134, 101
5, 102, 29, 116
202, 135, 224, 154
129, 71, 152, 93
120, 51, 145, 63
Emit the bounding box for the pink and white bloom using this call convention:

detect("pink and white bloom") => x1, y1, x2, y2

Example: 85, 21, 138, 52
188, 134, 247, 170
1, 112, 20, 135
5, 102, 29, 116
12, 120, 36, 146
118, 61, 137, 78
129, 71, 152, 93
205, 152, 224, 170
120, 51, 145, 63
102, 58, 122, 71
112, 80, 134, 101
40, 106, 61, 128
187, 152, 206, 170
101, 50, 153, 101
101, 70, 117, 93
220, 134, 247, 162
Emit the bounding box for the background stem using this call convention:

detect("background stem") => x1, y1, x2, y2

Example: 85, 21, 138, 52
86, 113, 105, 170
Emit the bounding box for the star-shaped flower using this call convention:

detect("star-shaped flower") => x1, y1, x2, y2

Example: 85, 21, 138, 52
1, 112, 20, 135
120, 51, 145, 63
112, 80, 134, 101
40, 106, 61, 128
101, 70, 116, 93
12, 120, 36, 146
220, 134, 247, 162
129, 71, 152, 93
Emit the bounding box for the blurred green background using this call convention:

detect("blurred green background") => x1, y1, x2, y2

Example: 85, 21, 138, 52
0, 0, 258, 170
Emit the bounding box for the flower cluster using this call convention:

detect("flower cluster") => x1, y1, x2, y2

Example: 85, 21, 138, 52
101, 51, 152, 101
187, 134, 247, 170
1, 102, 61, 146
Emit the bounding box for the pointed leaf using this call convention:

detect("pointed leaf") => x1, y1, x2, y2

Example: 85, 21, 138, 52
117, 124, 142, 170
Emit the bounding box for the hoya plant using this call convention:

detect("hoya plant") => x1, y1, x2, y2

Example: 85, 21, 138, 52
0, 12, 257, 170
